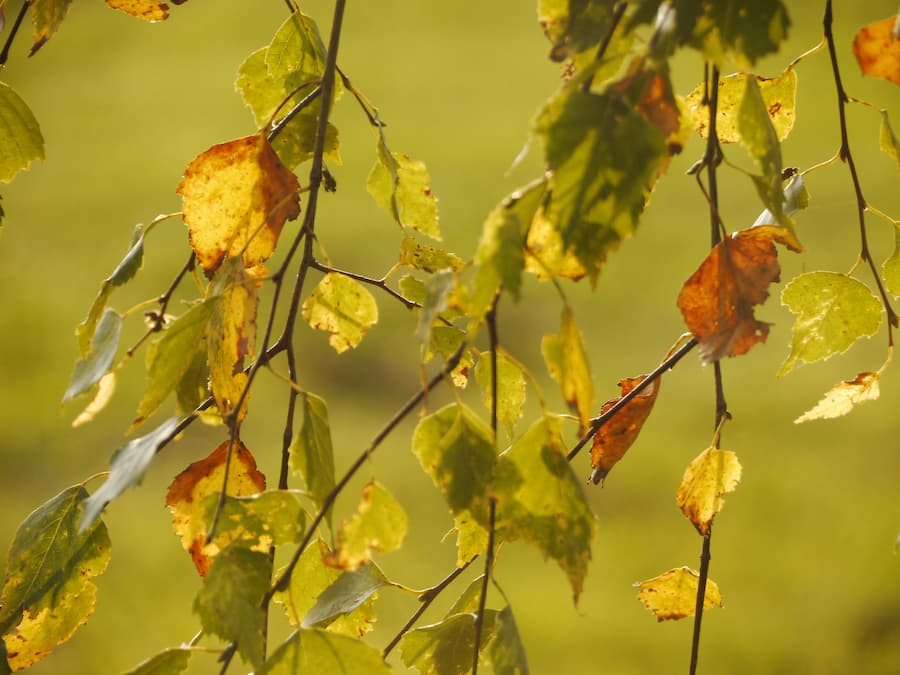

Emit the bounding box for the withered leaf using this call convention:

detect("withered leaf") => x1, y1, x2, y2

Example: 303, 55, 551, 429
853, 17, 900, 87
795, 371, 880, 423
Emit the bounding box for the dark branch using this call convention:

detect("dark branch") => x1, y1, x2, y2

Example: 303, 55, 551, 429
472, 500, 497, 675
0, 0, 29, 67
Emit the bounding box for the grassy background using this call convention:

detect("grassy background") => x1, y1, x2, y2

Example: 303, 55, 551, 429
1, 1, 899, 673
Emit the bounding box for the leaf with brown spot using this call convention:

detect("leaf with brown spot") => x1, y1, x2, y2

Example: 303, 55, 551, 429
636, 567, 722, 622
29, 0, 75, 56
853, 17, 900, 87
677, 446, 742, 535
795, 371, 880, 423
177, 133, 300, 273
589, 374, 660, 484
677, 225, 798, 364
165, 440, 266, 576
105, 0, 170, 21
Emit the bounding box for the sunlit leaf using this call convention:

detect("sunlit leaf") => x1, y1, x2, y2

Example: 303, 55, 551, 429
537, 0, 619, 62
399, 236, 463, 273
416, 269, 458, 351
678, 226, 798, 364
779, 272, 883, 375
105, 0, 169, 21
492, 418, 596, 603
29, 0, 74, 55
72, 372, 117, 428
883, 226, 900, 297
194, 547, 268, 669
80, 417, 179, 529
400, 611, 499, 675
486, 605, 529, 675
301, 563, 390, 629
589, 374, 660, 484
0, 487, 110, 671
853, 17, 900, 87
880, 111, 900, 171
367, 140, 441, 239
123, 648, 191, 675
636, 567, 722, 622
474, 349, 526, 438
174, 347, 209, 418
63, 309, 123, 403
177, 133, 300, 273
289, 392, 335, 520
0, 83, 45, 183
524, 204, 588, 281
738, 76, 784, 218
795, 371, 881, 423
302, 273, 379, 353
263, 628, 391, 675
328, 482, 407, 570
200, 490, 306, 551
266, 11, 327, 81
677, 447, 742, 535
542, 307, 594, 432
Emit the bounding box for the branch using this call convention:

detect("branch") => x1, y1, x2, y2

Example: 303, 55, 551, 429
581, 1, 628, 92
689, 529, 713, 675
126, 253, 196, 358
0, 0, 29, 67
308, 259, 419, 310
472, 500, 497, 675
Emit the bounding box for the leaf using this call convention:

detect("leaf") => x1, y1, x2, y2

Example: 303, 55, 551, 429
177, 132, 300, 273
635, 567, 723, 622
779, 272, 883, 375
738, 76, 784, 218
486, 605, 529, 675
289, 393, 336, 518
399, 236, 463, 273
328, 482, 407, 570
677, 447, 742, 535
542, 307, 594, 432
29, 0, 74, 55
301, 563, 390, 629
123, 648, 192, 675
0, 83, 45, 183
880, 111, 900, 171
266, 11, 328, 81
80, 417, 179, 529
200, 490, 306, 550
474, 349, 527, 438
524, 204, 588, 281
589, 374, 660, 484
537, 0, 619, 62
795, 371, 881, 423
367, 139, 441, 239
400, 611, 499, 675
853, 17, 900, 86
193, 547, 268, 669
165, 439, 266, 576
678, 225, 797, 364
492, 418, 596, 603
105, 0, 170, 21
133, 300, 214, 428
416, 269, 455, 348
883, 226, 900, 297
72, 372, 117, 428
302, 273, 379, 353
63, 309, 123, 403
263, 628, 391, 675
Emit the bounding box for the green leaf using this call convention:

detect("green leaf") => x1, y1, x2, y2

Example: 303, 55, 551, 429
738, 76, 783, 220
263, 628, 391, 675
474, 350, 527, 438
201, 490, 306, 550
542, 306, 594, 431
174, 346, 210, 417
486, 606, 530, 675
537, 0, 619, 62
194, 547, 268, 670
883, 226, 900, 298
134, 301, 214, 427
367, 138, 441, 239
123, 648, 192, 675
63, 309, 123, 403
779, 272, 883, 375
80, 417, 179, 529
0, 486, 110, 671
445, 576, 485, 616
266, 11, 328, 81
416, 269, 456, 347
29, 0, 76, 55
399, 235, 464, 273
331, 482, 407, 569
492, 417, 596, 603
302, 563, 390, 629
290, 393, 336, 519
400, 611, 499, 675
0, 82, 45, 183
880, 111, 900, 172
302, 273, 379, 353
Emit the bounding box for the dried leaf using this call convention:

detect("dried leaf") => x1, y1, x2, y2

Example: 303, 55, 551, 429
636, 567, 722, 622
795, 372, 880, 423
105, 0, 169, 21
677, 447, 742, 535
853, 17, 900, 86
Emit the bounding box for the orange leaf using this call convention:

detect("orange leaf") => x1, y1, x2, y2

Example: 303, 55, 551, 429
105, 0, 169, 21
165, 440, 266, 575
589, 374, 660, 484
677, 225, 797, 363
177, 133, 300, 273
852, 17, 900, 87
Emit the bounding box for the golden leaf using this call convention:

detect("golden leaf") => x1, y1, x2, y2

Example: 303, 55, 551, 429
795, 371, 880, 423
677, 447, 742, 535
636, 567, 722, 622
105, 0, 169, 21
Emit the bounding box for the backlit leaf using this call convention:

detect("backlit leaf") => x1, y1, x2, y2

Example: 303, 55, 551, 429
367, 141, 441, 239
883, 226, 900, 297
328, 482, 407, 570
416, 269, 455, 348
302, 273, 379, 353
636, 567, 722, 622
677, 447, 742, 535
29, 0, 74, 55
80, 417, 179, 529
124, 648, 191, 675
474, 349, 527, 438
853, 17, 900, 86
400, 611, 499, 675
72, 372, 117, 428
589, 374, 660, 484
678, 226, 797, 364
880, 111, 900, 171
0, 487, 110, 671
266, 11, 327, 81
105, 0, 169, 21
63, 309, 123, 403
537, 0, 619, 62
200, 490, 306, 551
542, 307, 594, 432
399, 236, 463, 273
194, 547, 268, 669
165, 440, 266, 576
177, 133, 300, 273
492, 418, 596, 603
0, 83, 45, 182
795, 371, 880, 423
524, 205, 588, 281
738, 76, 784, 218
779, 272, 883, 375
289, 393, 335, 519
301, 563, 390, 629
486, 605, 529, 675
263, 628, 390, 675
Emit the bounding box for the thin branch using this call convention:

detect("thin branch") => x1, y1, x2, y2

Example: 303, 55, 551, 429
581, 1, 628, 92
205, 431, 240, 543
126, 253, 196, 357
280, 345, 299, 490
267, 85, 322, 143
308, 259, 418, 310
216, 642, 237, 675
472, 500, 497, 675
689, 529, 713, 675
0, 0, 29, 67
486, 298, 500, 437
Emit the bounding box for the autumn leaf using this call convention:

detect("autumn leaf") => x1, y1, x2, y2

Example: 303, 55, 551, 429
524, 204, 588, 281
165, 440, 266, 576
326, 482, 408, 570
29, 0, 75, 55
677, 447, 742, 535
264, 628, 391, 674
302, 273, 379, 353
399, 236, 463, 274
289, 393, 336, 522
795, 372, 880, 423
123, 648, 192, 675
853, 17, 900, 87
105, 0, 169, 21
636, 567, 722, 622
0, 83, 45, 182
301, 564, 390, 630
678, 225, 798, 363
542, 307, 594, 432
474, 349, 527, 439
177, 133, 300, 273
589, 374, 660, 484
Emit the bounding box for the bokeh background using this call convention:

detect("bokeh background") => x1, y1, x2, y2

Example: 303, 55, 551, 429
1, 1, 899, 673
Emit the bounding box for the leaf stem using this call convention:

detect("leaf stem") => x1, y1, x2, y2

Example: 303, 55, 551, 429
486, 298, 500, 438
472, 500, 497, 675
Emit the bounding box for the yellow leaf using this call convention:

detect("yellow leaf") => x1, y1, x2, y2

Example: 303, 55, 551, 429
165, 440, 266, 576
302, 273, 379, 353
105, 0, 169, 21
542, 307, 594, 433
177, 133, 300, 273
795, 371, 880, 423
635, 567, 722, 622
72, 372, 116, 428
326, 482, 408, 570
677, 447, 742, 535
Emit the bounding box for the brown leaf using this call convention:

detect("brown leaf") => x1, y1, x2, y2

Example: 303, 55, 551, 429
677, 225, 797, 363
853, 17, 900, 87
105, 0, 169, 21
589, 374, 660, 484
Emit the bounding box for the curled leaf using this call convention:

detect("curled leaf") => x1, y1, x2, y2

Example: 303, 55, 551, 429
795, 371, 880, 423
636, 567, 722, 622
853, 17, 900, 87
676, 447, 742, 535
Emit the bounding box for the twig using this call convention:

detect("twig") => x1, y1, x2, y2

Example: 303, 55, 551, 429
581, 2, 628, 92
486, 298, 500, 436
0, 0, 29, 67
308, 259, 419, 310
267, 85, 323, 143
472, 500, 497, 675
216, 642, 237, 675
126, 253, 196, 357
689, 530, 713, 675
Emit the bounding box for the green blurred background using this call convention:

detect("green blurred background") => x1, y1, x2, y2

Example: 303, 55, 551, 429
1, 1, 899, 673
